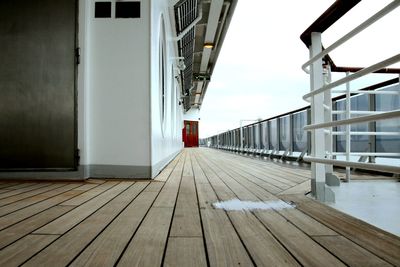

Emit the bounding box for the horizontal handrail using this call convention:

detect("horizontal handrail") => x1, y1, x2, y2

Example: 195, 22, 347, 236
301, 1, 400, 73
331, 111, 384, 115
303, 54, 400, 102
303, 156, 400, 173
329, 152, 400, 157
332, 90, 400, 95
331, 131, 400, 136
304, 109, 400, 130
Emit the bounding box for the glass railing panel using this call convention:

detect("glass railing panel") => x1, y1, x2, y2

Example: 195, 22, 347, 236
376, 84, 400, 154
293, 110, 308, 152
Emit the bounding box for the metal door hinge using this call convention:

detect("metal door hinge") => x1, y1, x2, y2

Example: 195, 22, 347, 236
75, 47, 80, 65
75, 149, 80, 165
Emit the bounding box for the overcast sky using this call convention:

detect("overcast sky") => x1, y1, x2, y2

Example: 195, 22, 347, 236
199, 0, 399, 138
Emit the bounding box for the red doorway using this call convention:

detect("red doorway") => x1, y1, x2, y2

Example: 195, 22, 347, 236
183, 120, 199, 147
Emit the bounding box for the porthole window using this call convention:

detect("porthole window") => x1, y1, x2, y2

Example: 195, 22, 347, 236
159, 15, 167, 136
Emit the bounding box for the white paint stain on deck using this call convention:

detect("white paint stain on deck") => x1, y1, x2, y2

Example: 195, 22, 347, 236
213, 199, 295, 211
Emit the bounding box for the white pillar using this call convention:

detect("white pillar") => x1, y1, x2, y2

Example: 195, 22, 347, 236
324, 64, 333, 174
345, 72, 351, 181
310, 32, 326, 200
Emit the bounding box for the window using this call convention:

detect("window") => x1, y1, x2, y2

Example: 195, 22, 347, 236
159, 16, 167, 136
95, 2, 111, 18
186, 123, 190, 135
115, 2, 140, 18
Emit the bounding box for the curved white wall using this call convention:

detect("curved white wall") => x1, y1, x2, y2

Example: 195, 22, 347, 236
150, 0, 184, 177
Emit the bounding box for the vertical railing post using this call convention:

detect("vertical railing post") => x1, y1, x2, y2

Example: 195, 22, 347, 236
345, 72, 351, 182
240, 122, 243, 153
310, 32, 328, 201
368, 93, 376, 163
290, 114, 294, 156
324, 63, 334, 175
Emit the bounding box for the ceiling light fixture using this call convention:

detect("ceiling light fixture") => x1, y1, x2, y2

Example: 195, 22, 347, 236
204, 43, 214, 49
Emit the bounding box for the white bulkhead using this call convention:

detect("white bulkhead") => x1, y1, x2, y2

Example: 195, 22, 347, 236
78, 0, 184, 178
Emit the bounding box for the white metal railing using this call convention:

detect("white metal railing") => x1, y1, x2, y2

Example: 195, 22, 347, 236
303, 1, 400, 200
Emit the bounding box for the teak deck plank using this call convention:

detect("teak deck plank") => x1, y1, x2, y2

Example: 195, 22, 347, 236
0, 184, 84, 231
276, 208, 338, 237
278, 179, 311, 195
216, 157, 295, 189
117, 153, 186, 267
153, 152, 185, 208
35, 182, 131, 234
60, 181, 118, 206
70, 188, 157, 267
255, 210, 346, 267
0, 183, 20, 190
169, 167, 202, 237
0, 234, 59, 267
23, 182, 147, 267
0, 183, 37, 191
0, 206, 74, 250
0, 184, 66, 207
0, 148, 398, 267
154, 153, 181, 182
0, 183, 74, 216
201, 208, 254, 267
314, 235, 392, 267
164, 237, 207, 267
117, 207, 174, 267
283, 194, 400, 266
0, 183, 51, 200
194, 153, 255, 267
228, 211, 300, 266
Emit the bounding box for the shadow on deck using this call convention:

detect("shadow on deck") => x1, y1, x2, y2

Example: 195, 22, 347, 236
0, 148, 399, 266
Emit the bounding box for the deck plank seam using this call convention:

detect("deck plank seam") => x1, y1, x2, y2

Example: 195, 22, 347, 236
0, 184, 85, 231
17, 182, 140, 266
0, 206, 75, 250
205, 155, 281, 195
0, 183, 52, 201
57, 181, 119, 206
197, 151, 301, 266
190, 151, 211, 267
194, 152, 257, 267
217, 156, 297, 187
35, 182, 136, 236
13, 182, 124, 264
213, 155, 293, 190
198, 150, 350, 266
64, 182, 153, 267
0, 183, 67, 208
213, 149, 311, 179
113, 152, 185, 267
160, 151, 187, 266
291, 200, 400, 265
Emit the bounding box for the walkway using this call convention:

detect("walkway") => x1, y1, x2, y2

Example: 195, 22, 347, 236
0, 148, 399, 266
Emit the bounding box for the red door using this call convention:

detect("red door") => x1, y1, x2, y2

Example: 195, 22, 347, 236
183, 120, 199, 147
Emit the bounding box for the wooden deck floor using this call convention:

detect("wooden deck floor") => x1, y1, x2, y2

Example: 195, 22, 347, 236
0, 148, 399, 267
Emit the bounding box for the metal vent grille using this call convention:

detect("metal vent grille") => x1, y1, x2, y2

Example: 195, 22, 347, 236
174, 0, 198, 35
178, 28, 195, 97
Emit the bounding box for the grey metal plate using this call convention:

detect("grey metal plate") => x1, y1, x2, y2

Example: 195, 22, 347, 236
0, 0, 77, 170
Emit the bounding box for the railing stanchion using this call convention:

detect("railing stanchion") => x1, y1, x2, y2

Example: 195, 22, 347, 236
345, 72, 351, 182
310, 32, 328, 201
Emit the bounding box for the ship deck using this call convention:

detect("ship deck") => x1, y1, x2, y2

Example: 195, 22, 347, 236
0, 148, 399, 266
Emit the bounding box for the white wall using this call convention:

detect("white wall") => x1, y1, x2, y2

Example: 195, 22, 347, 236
87, 0, 151, 173
184, 108, 201, 121
150, 0, 184, 177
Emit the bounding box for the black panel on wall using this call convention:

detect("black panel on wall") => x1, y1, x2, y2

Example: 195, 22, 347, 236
95, 2, 112, 18
0, 0, 77, 170
116, 2, 140, 18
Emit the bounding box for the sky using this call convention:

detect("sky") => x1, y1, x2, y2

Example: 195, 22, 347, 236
198, 0, 400, 138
